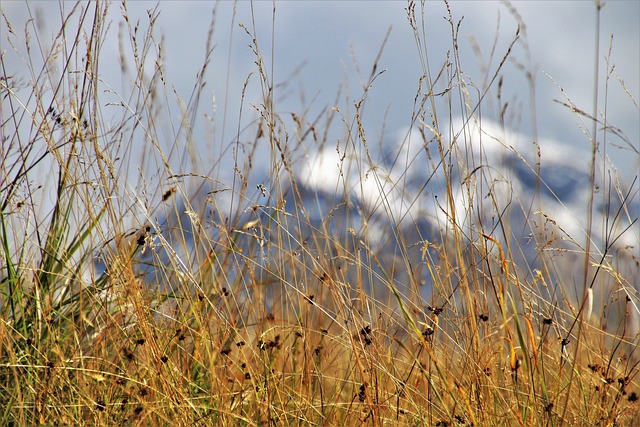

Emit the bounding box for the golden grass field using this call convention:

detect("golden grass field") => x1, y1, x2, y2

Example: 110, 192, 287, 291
1, 1, 638, 426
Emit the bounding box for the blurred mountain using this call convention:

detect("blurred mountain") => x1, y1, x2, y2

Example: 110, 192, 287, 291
101, 117, 638, 337
289, 117, 639, 317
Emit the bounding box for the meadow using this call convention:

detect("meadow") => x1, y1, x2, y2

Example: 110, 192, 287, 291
1, 1, 638, 426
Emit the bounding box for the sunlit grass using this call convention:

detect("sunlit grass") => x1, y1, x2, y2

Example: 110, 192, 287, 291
1, 1, 638, 426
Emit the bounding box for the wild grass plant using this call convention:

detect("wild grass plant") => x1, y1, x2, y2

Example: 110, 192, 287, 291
1, 1, 638, 426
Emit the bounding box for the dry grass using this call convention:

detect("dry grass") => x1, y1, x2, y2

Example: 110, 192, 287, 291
1, 1, 638, 426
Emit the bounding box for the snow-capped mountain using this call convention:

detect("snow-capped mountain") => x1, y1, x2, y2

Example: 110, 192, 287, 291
111, 116, 638, 347
290, 116, 639, 338
296, 116, 636, 253
304, 117, 636, 247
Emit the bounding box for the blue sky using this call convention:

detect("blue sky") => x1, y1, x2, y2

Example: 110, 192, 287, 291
3, 1, 639, 179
